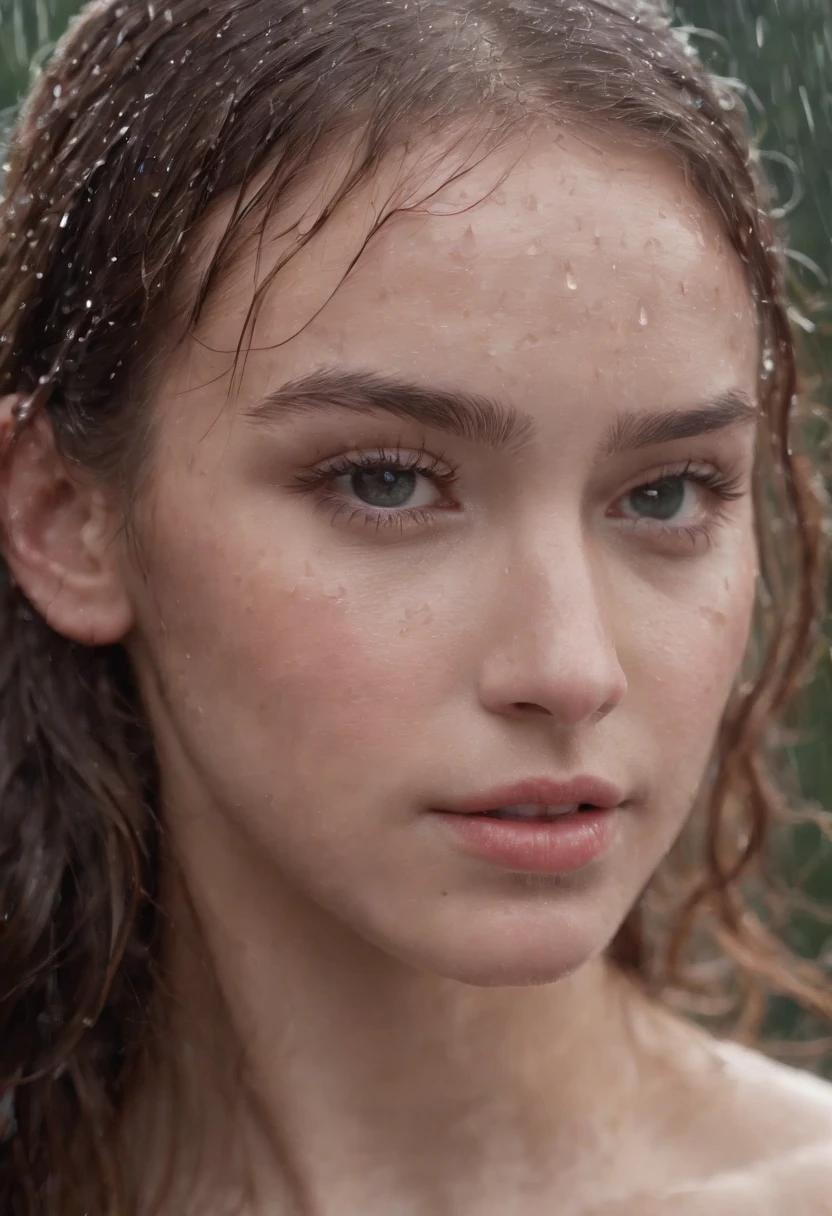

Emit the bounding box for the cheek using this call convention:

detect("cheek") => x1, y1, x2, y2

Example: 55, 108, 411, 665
630, 555, 756, 761
132, 516, 452, 784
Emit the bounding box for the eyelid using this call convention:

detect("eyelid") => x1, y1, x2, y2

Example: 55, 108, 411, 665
608, 459, 747, 504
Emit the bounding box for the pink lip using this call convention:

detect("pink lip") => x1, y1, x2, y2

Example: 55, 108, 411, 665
429, 776, 625, 875
442, 776, 623, 816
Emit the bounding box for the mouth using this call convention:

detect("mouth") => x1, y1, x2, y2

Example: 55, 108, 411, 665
467, 804, 599, 820
430, 779, 624, 874
439, 776, 624, 818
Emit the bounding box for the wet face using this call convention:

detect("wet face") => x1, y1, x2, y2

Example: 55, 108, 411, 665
125, 128, 758, 985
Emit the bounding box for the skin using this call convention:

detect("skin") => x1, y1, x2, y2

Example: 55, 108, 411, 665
2, 127, 831, 1213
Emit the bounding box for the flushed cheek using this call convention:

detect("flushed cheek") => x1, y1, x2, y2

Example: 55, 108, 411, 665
139, 540, 453, 797
633, 571, 755, 773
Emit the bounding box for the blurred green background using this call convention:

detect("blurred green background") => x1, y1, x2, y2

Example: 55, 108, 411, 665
0, 0, 830, 1052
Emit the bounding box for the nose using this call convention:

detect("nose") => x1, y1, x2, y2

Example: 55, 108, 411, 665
477, 535, 627, 727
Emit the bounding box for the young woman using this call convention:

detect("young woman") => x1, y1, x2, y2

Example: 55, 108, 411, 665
0, 0, 831, 1212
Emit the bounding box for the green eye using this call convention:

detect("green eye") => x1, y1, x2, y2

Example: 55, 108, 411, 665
349, 468, 418, 507
626, 477, 686, 521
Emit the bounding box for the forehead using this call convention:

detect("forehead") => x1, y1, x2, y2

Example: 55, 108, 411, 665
178, 126, 758, 419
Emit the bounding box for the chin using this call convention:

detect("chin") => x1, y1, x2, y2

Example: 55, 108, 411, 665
374, 904, 613, 988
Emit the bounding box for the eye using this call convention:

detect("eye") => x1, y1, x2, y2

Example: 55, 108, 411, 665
610, 461, 747, 549
288, 445, 461, 534
334, 465, 443, 510
621, 476, 690, 523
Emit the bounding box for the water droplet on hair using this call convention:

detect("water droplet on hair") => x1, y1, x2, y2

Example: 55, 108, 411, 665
53, 85, 62, 99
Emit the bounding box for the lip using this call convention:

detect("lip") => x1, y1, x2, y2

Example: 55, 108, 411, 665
441, 776, 624, 817
429, 776, 625, 875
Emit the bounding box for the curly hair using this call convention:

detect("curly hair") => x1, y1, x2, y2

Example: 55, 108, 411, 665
0, 1, 829, 1212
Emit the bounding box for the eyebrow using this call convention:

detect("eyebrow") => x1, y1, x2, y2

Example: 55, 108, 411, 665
244, 367, 758, 454
245, 367, 534, 450
601, 390, 758, 455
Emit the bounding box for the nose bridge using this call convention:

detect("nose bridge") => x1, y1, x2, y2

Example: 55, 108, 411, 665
478, 521, 627, 725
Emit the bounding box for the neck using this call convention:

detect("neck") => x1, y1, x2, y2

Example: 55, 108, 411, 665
131, 825, 690, 1216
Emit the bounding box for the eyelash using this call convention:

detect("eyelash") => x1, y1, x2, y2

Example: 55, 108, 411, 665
615, 459, 747, 550
289, 445, 461, 534
290, 449, 746, 545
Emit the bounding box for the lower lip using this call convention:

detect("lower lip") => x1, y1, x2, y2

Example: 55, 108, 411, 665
431, 809, 619, 874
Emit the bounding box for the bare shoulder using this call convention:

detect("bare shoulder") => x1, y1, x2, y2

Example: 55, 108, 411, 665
583, 1032, 832, 1216
591, 1143, 832, 1215
668, 1037, 832, 1212
705, 1039, 832, 1149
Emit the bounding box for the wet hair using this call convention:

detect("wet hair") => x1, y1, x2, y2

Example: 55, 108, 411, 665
0, 0, 829, 1212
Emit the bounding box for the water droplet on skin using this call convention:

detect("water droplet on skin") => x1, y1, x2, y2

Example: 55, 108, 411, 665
458, 224, 477, 258
565, 262, 578, 291
638, 305, 649, 327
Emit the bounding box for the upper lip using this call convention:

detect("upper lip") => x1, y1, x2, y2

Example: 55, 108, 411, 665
440, 777, 624, 815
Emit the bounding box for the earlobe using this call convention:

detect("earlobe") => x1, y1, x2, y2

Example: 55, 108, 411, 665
0, 394, 134, 647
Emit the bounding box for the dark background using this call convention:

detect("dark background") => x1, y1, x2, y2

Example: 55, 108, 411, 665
1, 0, 831, 1049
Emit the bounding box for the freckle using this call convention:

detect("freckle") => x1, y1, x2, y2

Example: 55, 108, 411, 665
700, 604, 727, 627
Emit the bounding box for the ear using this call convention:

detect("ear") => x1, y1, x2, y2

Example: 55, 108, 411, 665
0, 395, 134, 646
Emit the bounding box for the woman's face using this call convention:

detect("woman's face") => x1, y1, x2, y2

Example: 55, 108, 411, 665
125, 128, 759, 985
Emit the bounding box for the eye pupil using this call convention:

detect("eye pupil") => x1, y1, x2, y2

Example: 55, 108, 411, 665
351, 467, 416, 508
629, 477, 685, 521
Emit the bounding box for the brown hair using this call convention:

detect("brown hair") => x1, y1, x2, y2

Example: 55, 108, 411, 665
0, 0, 829, 1212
